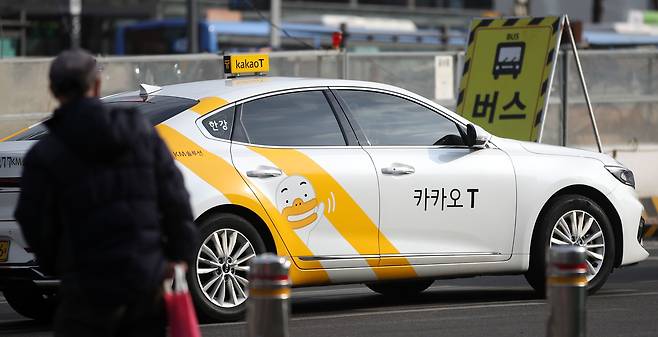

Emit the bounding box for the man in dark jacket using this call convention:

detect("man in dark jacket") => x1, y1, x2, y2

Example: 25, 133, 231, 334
14, 49, 198, 336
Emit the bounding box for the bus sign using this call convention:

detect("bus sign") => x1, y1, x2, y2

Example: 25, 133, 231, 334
457, 16, 564, 141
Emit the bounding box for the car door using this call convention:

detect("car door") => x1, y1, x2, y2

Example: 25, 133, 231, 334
229, 89, 381, 270
333, 88, 517, 266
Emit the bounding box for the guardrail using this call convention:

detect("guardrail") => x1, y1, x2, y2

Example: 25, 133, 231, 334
2, 49, 658, 197
3, 49, 657, 149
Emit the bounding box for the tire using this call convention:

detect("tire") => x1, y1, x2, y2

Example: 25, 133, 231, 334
525, 194, 615, 296
366, 279, 434, 297
189, 213, 267, 322
3, 283, 57, 321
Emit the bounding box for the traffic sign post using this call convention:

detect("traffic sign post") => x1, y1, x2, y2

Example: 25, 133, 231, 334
560, 16, 603, 152
69, 0, 81, 48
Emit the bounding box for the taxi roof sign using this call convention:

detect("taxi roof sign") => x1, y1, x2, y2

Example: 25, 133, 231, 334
223, 53, 270, 77
457, 16, 564, 141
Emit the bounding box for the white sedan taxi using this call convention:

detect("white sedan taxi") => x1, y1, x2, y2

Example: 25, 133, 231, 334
0, 54, 648, 322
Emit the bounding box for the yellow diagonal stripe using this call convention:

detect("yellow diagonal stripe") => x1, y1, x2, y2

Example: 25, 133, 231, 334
250, 146, 417, 280
155, 125, 329, 285
0, 127, 28, 142
190, 97, 229, 115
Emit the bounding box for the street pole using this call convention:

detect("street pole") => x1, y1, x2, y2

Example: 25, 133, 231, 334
70, 0, 81, 48
546, 245, 587, 337
513, 0, 529, 16
247, 254, 291, 337
187, 0, 198, 53
270, 0, 282, 50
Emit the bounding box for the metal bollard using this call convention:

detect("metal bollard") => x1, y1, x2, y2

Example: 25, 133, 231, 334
546, 245, 588, 337
247, 253, 291, 337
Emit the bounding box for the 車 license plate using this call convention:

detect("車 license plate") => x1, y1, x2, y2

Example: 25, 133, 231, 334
0, 240, 9, 262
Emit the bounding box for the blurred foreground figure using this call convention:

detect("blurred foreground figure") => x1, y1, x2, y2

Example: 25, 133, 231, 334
14, 49, 198, 337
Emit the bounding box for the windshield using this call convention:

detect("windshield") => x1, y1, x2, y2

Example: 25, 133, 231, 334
5, 95, 198, 141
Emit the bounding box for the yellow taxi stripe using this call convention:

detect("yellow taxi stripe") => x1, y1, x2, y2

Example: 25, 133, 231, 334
155, 125, 330, 285
190, 97, 229, 115
249, 146, 417, 280
0, 127, 28, 142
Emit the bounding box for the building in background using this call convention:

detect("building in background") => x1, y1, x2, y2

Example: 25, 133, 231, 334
495, 0, 650, 23
0, 0, 657, 56
0, 0, 492, 56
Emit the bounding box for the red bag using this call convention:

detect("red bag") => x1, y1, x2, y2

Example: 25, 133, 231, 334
164, 265, 202, 337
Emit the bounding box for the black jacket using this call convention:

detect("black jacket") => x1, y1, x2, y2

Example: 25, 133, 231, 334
15, 97, 197, 303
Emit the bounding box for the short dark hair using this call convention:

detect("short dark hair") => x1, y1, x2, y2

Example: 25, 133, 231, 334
49, 49, 98, 100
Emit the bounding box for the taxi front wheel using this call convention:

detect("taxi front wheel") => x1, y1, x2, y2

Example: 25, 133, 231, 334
525, 194, 615, 296
190, 213, 266, 322
366, 279, 434, 297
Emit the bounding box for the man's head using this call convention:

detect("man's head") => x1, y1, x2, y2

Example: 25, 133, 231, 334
49, 49, 100, 103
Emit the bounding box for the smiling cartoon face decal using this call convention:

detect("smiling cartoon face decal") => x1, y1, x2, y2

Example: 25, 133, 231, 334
276, 176, 325, 230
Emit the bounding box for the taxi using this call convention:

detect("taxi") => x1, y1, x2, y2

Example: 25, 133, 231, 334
0, 54, 649, 322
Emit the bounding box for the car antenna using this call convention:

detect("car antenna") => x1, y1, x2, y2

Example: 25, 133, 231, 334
139, 84, 162, 101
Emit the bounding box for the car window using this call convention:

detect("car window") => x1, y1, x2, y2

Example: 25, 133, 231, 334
233, 91, 346, 146
201, 107, 234, 140
104, 95, 198, 126
5, 95, 198, 141
337, 90, 463, 146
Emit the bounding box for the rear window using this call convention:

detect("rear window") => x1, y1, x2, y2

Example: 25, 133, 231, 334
5, 95, 198, 141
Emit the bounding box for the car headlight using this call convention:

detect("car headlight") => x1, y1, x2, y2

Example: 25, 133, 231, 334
605, 166, 635, 189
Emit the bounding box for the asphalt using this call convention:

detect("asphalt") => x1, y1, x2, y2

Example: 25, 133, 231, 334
1, 244, 657, 337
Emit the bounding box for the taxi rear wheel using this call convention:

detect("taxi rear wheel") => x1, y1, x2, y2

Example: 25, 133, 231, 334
525, 194, 615, 296
190, 213, 266, 322
366, 279, 434, 297
3, 283, 57, 321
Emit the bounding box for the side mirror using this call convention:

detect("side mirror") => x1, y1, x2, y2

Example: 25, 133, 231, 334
464, 123, 477, 147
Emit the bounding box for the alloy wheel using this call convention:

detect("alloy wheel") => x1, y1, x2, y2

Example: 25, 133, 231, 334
196, 228, 256, 308
550, 210, 605, 281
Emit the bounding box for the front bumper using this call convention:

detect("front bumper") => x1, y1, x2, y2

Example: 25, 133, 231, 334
607, 184, 650, 266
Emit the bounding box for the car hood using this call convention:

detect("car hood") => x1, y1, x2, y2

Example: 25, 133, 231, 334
493, 137, 620, 166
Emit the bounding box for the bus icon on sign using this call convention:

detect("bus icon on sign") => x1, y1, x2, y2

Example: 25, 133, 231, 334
493, 42, 525, 79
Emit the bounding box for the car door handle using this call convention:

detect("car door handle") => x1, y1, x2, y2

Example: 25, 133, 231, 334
381, 163, 415, 175
246, 166, 282, 178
